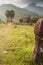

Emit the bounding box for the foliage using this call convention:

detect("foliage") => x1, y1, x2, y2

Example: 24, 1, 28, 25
5, 10, 15, 22
19, 16, 31, 23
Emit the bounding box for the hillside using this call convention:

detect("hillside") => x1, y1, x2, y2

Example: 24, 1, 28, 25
25, 3, 43, 15
0, 4, 39, 21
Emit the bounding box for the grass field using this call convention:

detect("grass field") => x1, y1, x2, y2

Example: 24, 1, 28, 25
0, 23, 38, 65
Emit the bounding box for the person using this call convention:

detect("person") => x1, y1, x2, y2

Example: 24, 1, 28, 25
33, 18, 43, 63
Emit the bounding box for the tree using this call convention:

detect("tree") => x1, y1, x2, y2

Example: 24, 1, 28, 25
5, 10, 15, 23
19, 19, 23, 22
31, 17, 39, 23
5, 10, 10, 23
27, 16, 31, 23
10, 10, 15, 22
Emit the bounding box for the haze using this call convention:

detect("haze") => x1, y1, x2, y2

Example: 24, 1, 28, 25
0, 0, 43, 8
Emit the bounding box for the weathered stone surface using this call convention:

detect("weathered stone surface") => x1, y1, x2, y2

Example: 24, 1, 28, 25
33, 18, 43, 62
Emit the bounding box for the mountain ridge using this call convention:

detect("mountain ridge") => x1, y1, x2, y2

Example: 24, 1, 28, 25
0, 4, 39, 21
25, 3, 43, 15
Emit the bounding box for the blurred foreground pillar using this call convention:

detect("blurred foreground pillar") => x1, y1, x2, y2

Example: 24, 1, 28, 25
33, 18, 43, 63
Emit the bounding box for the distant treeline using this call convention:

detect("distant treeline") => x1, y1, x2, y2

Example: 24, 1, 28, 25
19, 16, 43, 24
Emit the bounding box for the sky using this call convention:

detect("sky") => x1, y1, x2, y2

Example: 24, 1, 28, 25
0, 0, 43, 8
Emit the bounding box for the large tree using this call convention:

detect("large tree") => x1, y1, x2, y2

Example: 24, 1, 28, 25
10, 10, 15, 22
5, 10, 10, 23
5, 10, 15, 23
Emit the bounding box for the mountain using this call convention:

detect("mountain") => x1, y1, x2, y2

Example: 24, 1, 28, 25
25, 3, 43, 15
0, 4, 39, 21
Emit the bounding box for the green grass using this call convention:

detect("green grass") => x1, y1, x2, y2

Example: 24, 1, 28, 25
0, 23, 40, 65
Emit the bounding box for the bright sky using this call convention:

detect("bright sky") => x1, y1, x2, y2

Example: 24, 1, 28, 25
0, 0, 43, 8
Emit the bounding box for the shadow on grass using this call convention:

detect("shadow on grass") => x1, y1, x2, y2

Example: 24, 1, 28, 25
20, 53, 42, 65
23, 59, 42, 65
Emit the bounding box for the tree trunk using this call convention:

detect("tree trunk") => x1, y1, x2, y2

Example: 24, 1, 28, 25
7, 17, 9, 23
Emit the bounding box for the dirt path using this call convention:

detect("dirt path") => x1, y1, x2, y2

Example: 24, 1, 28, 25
0, 23, 14, 33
